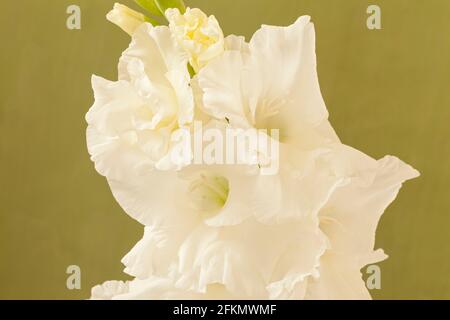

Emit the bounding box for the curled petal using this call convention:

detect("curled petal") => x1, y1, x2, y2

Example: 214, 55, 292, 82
175, 217, 327, 298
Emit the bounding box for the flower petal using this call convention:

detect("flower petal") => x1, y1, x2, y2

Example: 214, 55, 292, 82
196, 51, 251, 128
244, 16, 328, 131
175, 217, 327, 298
119, 23, 193, 126
319, 155, 420, 261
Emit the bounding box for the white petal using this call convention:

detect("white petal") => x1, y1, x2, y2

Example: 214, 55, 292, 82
319, 155, 420, 261
87, 76, 141, 136
244, 16, 328, 130
119, 24, 193, 126
121, 226, 181, 279
107, 170, 200, 227
250, 145, 346, 223
175, 217, 327, 298
195, 51, 251, 128
196, 16, 333, 144
86, 76, 155, 180
91, 280, 129, 300
305, 252, 372, 300
86, 125, 154, 181
224, 34, 249, 52
112, 277, 240, 300
119, 24, 188, 85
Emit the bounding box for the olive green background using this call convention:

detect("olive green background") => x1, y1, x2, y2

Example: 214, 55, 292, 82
0, 0, 449, 299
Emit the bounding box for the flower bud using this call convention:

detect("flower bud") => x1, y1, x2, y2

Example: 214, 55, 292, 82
166, 7, 224, 72
107, 3, 147, 36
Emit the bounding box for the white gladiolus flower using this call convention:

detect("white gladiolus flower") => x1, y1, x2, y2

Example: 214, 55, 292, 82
192, 16, 349, 224
106, 3, 147, 36
88, 9, 420, 300
92, 152, 418, 300
86, 23, 194, 180
196, 16, 328, 134
166, 7, 224, 72
93, 213, 328, 299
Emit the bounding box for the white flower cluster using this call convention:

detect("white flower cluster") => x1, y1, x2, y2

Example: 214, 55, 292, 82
87, 4, 419, 300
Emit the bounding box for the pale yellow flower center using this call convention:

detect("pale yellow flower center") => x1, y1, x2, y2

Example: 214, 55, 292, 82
188, 174, 229, 214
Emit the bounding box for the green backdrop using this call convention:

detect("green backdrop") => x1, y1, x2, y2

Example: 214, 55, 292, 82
0, 0, 449, 299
